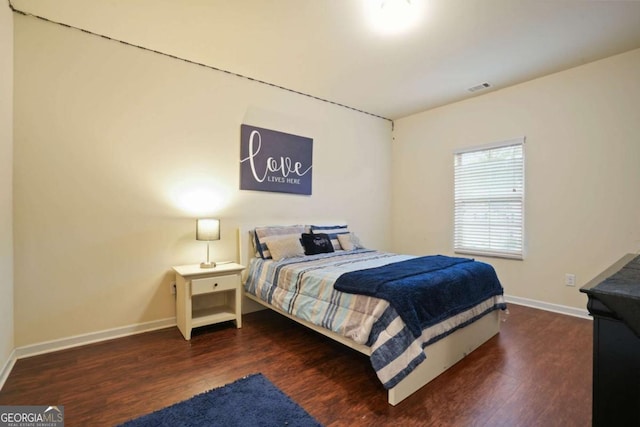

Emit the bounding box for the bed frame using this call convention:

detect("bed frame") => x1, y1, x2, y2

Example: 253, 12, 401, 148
237, 227, 501, 406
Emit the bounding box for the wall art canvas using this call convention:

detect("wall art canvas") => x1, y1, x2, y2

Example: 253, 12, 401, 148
240, 124, 313, 195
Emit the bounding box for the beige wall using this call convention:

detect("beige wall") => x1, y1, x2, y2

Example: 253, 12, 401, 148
11, 4, 640, 351
391, 48, 640, 310
0, 3, 15, 375
13, 15, 392, 347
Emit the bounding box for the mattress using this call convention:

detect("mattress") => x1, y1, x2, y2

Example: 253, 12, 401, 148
244, 249, 506, 388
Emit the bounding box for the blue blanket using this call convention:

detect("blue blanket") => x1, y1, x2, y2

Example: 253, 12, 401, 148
334, 255, 505, 339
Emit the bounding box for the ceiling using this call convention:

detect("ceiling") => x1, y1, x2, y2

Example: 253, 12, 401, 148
11, 0, 640, 120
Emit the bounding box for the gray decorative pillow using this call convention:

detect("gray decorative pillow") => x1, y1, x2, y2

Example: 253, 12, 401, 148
262, 235, 305, 261
337, 233, 364, 251
254, 225, 307, 259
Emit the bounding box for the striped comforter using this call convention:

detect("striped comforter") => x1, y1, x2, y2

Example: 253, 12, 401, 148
244, 250, 505, 389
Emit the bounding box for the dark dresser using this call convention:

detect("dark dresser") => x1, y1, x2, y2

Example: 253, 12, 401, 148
580, 254, 640, 427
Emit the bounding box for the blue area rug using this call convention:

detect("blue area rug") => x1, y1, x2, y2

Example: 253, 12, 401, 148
118, 373, 322, 427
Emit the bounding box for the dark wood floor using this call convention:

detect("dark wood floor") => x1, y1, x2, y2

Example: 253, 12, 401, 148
0, 304, 592, 426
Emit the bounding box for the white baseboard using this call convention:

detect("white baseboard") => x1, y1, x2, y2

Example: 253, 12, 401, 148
505, 294, 591, 320
0, 348, 17, 391
14, 317, 176, 360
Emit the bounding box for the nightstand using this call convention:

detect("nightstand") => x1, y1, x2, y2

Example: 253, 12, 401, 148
172, 262, 245, 340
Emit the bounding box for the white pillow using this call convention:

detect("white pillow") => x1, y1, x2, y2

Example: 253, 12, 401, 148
262, 235, 305, 261
337, 233, 364, 251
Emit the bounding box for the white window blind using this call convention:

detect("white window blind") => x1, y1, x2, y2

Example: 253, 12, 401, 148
454, 138, 525, 260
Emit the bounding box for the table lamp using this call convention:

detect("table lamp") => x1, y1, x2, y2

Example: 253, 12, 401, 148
196, 218, 220, 268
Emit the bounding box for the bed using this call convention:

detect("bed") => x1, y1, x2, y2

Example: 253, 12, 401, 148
238, 224, 506, 405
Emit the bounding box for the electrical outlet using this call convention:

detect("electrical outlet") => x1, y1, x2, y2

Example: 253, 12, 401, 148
565, 274, 576, 287
170, 281, 177, 294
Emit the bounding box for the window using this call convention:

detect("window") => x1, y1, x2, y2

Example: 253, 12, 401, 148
454, 137, 525, 259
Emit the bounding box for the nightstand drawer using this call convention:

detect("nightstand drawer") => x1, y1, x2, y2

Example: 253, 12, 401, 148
191, 274, 238, 295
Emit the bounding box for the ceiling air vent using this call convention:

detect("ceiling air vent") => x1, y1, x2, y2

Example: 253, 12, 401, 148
467, 82, 491, 93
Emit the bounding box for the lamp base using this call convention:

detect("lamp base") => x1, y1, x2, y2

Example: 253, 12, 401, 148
200, 261, 217, 269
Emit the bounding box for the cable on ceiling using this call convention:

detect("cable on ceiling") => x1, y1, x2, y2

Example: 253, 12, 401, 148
7, 0, 394, 125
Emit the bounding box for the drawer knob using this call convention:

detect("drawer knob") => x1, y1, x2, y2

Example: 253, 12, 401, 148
213, 283, 218, 288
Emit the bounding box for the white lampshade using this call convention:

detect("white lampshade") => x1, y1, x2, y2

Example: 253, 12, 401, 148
196, 218, 220, 241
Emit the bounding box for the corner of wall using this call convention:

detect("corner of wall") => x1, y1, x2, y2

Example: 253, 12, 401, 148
0, 0, 15, 388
